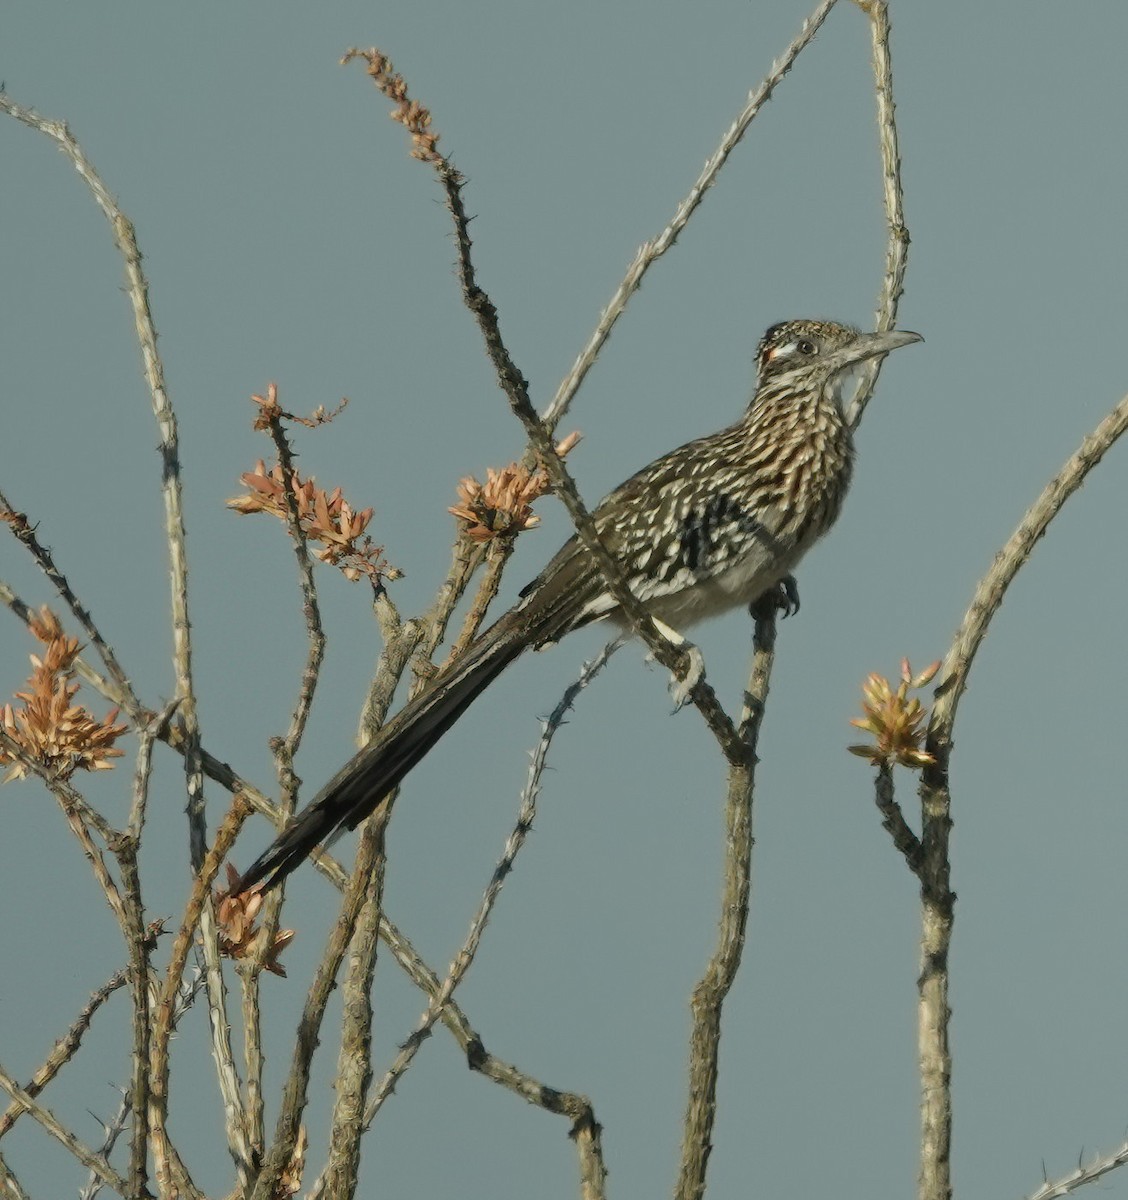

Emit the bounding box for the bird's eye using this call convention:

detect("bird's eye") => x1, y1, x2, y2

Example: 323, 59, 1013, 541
797, 338, 818, 356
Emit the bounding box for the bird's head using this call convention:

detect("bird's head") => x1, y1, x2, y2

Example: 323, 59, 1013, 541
755, 319, 922, 391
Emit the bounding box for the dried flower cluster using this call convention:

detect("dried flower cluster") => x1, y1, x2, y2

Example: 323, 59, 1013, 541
848, 658, 941, 770
215, 864, 294, 977
0, 607, 127, 782
341, 48, 443, 163
449, 432, 582, 543
229, 460, 399, 583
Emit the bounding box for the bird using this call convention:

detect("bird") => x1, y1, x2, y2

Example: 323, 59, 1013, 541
235, 319, 921, 893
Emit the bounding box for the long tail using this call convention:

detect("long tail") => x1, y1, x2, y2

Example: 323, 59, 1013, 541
234, 610, 532, 893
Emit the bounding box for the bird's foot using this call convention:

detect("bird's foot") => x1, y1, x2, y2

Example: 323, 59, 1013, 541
644, 616, 705, 712
668, 641, 705, 712
751, 574, 800, 621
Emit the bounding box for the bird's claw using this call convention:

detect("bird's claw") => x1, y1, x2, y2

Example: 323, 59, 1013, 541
751, 574, 800, 621
668, 641, 705, 712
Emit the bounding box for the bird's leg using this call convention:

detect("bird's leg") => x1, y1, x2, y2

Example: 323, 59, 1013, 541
648, 616, 705, 712
750, 574, 800, 621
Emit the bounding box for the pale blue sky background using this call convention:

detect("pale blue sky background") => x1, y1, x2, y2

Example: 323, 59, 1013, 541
3, 2, 1128, 1198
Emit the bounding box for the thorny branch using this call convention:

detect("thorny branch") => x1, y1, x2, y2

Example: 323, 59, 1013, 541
362, 641, 621, 1128
675, 602, 777, 1200
911, 389, 1128, 1200
848, 0, 912, 429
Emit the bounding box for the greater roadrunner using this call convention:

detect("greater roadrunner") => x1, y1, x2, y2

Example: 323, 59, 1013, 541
236, 319, 921, 893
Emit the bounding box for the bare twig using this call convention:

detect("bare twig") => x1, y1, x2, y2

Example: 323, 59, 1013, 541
363, 640, 621, 1129
0, 954, 152, 1136
127, 700, 177, 839
234, 416, 332, 1163
2, 96, 231, 1195
411, 535, 488, 676
358, 587, 411, 742
78, 1086, 130, 1200
317, 820, 386, 1199
0, 95, 206, 862
249, 815, 387, 1200
237, 961, 267, 1163
0, 731, 127, 932
200, 911, 253, 1189
440, 536, 515, 668
931, 390, 1128, 742
150, 796, 253, 1197
82, 971, 207, 1200
265, 414, 328, 758
65, 807, 128, 925
0, 489, 142, 720
114, 842, 151, 1198
0, 1064, 126, 1194
847, 0, 913, 429
358, 536, 484, 746
544, 0, 842, 432
914, 390, 1128, 1200
675, 602, 777, 1200
872, 762, 923, 870
1027, 1139, 1128, 1200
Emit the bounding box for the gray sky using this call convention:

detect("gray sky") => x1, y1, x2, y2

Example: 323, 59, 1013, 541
3, 2, 1128, 1197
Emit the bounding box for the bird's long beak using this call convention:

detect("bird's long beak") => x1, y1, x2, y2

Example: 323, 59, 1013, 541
835, 328, 923, 371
